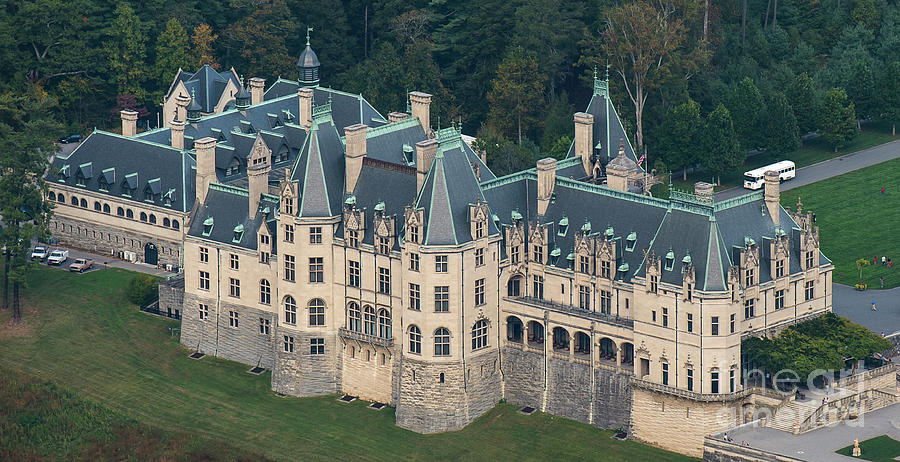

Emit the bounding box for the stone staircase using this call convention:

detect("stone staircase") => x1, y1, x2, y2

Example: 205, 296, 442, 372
765, 386, 899, 434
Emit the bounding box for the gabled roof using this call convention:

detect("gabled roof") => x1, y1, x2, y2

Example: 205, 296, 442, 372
48, 131, 195, 212
293, 118, 345, 218
186, 183, 278, 250
349, 159, 417, 245
262, 81, 388, 134
566, 85, 642, 171
166, 65, 241, 113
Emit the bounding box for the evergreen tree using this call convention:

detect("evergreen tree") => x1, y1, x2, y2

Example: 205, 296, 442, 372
876, 61, 900, 135
764, 92, 801, 154
726, 77, 766, 150
487, 47, 545, 145
228, 0, 296, 78
786, 72, 818, 134
658, 99, 702, 181
105, 2, 148, 101
819, 88, 859, 152
701, 104, 743, 185
152, 18, 192, 100
846, 60, 874, 122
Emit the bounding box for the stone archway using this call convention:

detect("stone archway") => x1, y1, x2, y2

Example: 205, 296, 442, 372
144, 242, 158, 266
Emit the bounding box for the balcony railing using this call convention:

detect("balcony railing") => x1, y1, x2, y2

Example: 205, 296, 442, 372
509, 296, 634, 328
631, 377, 785, 403
339, 328, 394, 348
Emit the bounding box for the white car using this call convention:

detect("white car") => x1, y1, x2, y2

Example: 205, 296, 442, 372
47, 249, 69, 265
31, 246, 49, 260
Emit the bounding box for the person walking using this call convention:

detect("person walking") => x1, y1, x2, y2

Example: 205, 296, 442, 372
881, 187, 885, 194
882, 256, 887, 266
872, 301, 877, 311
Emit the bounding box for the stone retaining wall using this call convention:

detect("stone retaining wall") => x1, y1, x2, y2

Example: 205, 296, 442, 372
703, 438, 804, 462
51, 215, 181, 267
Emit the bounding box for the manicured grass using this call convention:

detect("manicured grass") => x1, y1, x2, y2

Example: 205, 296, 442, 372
835, 435, 900, 462
672, 127, 898, 191
0, 265, 696, 462
780, 157, 900, 289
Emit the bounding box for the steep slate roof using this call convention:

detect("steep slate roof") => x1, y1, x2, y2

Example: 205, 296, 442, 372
263, 81, 388, 134
49, 131, 196, 213
349, 160, 417, 246
292, 118, 345, 218
166, 65, 241, 113
186, 183, 278, 250
566, 81, 642, 171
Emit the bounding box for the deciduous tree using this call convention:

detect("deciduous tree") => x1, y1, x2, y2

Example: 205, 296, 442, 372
701, 104, 742, 185
487, 47, 546, 145
820, 88, 858, 152
191, 24, 219, 69
658, 99, 702, 180
765, 92, 800, 154
877, 61, 900, 136
726, 77, 766, 150
786, 72, 818, 135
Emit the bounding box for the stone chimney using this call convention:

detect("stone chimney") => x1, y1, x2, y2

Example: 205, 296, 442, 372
416, 139, 439, 195
247, 160, 270, 218
764, 170, 780, 227
249, 77, 265, 106
298, 87, 314, 128
694, 181, 714, 204
175, 94, 191, 124
574, 112, 594, 177
344, 124, 368, 194
536, 158, 557, 216
409, 91, 433, 136
121, 110, 138, 137
388, 112, 409, 123
194, 137, 217, 205
170, 119, 185, 149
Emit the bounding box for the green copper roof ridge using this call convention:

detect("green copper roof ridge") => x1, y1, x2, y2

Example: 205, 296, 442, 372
555, 177, 669, 209
366, 116, 421, 137
703, 217, 727, 291
209, 182, 249, 197
633, 205, 672, 276
480, 171, 537, 190
95, 130, 186, 153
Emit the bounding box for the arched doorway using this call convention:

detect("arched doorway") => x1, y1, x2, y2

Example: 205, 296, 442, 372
144, 242, 158, 266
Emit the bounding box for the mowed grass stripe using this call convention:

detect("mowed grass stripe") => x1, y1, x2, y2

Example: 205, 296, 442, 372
781, 156, 900, 289
0, 266, 695, 461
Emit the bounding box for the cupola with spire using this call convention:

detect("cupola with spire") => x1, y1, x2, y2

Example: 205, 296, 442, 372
186, 88, 203, 123
234, 76, 251, 110
297, 27, 320, 87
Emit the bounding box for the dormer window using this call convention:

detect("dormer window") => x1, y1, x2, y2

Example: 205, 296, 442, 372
144, 186, 154, 202
775, 259, 785, 278
76, 172, 86, 186
625, 232, 637, 252
475, 220, 484, 239
557, 217, 568, 237
202, 217, 214, 236
378, 236, 390, 254
98, 177, 109, 191
283, 197, 294, 215
649, 275, 658, 293
232, 224, 244, 243
226, 157, 241, 176
409, 225, 419, 244
665, 250, 675, 271
745, 268, 755, 286
347, 230, 359, 248
276, 146, 289, 163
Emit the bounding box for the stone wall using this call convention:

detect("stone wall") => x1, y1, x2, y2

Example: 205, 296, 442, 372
180, 292, 219, 355
593, 368, 633, 430
703, 438, 804, 462
501, 346, 545, 409
546, 356, 592, 423
395, 351, 501, 433
50, 215, 182, 267
179, 292, 275, 369
157, 276, 184, 318
340, 340, 396, 404
631, 387, 743, 457
271, 331, 341, 397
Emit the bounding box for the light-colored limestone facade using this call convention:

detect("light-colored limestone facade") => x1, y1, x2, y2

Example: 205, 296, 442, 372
48, 44, 838, 457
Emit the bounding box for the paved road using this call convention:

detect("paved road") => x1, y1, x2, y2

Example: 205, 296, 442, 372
833, 283, 900, 336
716, 139, 900, 200
36, 245, 173, 277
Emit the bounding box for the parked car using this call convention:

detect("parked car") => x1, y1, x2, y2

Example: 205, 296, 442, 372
47, 249, 69, 265
69, 258, 93, 272
58, 134, 82, 144
31, 246, 49, 260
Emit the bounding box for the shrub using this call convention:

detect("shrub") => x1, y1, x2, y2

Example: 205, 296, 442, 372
127, 273, 160, 306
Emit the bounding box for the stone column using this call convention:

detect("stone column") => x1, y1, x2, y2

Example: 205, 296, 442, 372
569, 332, 575, 359
616, 345, 622, 373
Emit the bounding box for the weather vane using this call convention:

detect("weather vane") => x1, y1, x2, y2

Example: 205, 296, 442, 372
306, 27, 313, 46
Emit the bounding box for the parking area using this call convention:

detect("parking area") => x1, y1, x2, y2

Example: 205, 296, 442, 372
33, 245, 172, 277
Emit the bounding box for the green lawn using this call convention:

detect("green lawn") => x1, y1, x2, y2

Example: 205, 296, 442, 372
672, 127, 898, 191
0, 266, 695, 462
835, 435, 900, 462
780, 157, 900, 289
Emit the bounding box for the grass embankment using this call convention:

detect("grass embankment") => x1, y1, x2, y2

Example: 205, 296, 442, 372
780, 157, 900, 290
0, 266, 696, 461
835, 435, 900, 462
672, 126, 897, 191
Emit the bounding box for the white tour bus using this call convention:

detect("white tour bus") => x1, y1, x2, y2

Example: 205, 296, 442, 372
743, 160, 796, 190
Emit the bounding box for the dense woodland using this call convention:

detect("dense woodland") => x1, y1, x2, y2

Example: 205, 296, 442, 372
3, 0, 900, 180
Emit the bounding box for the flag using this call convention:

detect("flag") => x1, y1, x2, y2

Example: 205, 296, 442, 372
637, 148, 646, 167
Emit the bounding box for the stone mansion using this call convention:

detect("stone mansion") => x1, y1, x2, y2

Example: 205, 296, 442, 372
45, 42, 833, 457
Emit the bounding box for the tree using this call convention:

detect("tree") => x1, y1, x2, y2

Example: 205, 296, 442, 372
473, 128, 535, 176
152, 18, 192, 100
786, 72, 818, 135
486, 47, 546, 145
105, 2, 148, 101
0, 90, 60, 322
512, 0, 584, 96
764, 92, 801, 154
877, 61, 900, 136
856, 257, 870, 282
191, 24, 219, 69
601, 0, 686, 149
846, 60, 875, 124
851, 0, 880, 31
658, 99, 702, 180
226, 0, 296, 78
701, 104, 743, 185
726, 77, 766, 150
820, 88, 859, 152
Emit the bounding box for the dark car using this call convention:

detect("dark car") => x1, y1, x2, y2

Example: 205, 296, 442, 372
58, 134, 82, 144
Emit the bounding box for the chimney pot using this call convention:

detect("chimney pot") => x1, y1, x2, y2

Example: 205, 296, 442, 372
415, 139, 439, 194
574, 112, 594, 177
298, 88, 314, 128
409, 91, 433, 136
194, 137, 217, 205
120, 110, 139, 137
249, 77, 266, 105
344, 124, 368, 194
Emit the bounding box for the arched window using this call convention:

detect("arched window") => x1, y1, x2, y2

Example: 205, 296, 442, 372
163, 217, 170, 227
117, 207, 125, 216
409, 325, 421, 354
80, 198, 87, 208
103, 204, 110, 214
575, 332, 591, 354
434, 328, 450, 356
347, 302, 361, 332
363, 305, 376, 336
507, 275, 523, 296
48, 191, 56, 201
126, 209, 134, 219
472, 320, 488, 350
506, 316, 523, 343
140, 212, 147, 222
284, 295, 296, 324
57, 193, 65, 203
172, 220, 180, 230
552, 327, 570, 351
259, 279, 271, 305
71, 196, 78, 206
93, 201, 101, 211
377, 308, 391, 339
439, 372, 445, 383
309, 298, 325, 326
149, 214, 156, 224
